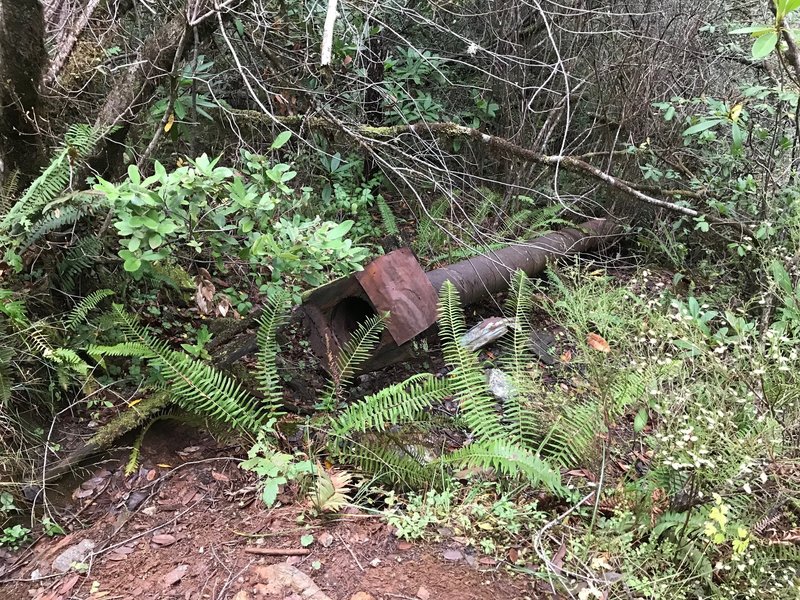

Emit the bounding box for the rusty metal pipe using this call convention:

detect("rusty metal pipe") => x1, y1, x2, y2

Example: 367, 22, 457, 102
300, 219, 621, 372
425, 218, 618, 303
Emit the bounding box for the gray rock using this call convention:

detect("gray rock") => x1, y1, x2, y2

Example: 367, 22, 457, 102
51, 539, 95, 573
487, 368, 515, 401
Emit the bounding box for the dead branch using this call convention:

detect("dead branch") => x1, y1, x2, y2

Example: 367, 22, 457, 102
226, 109, 752, 235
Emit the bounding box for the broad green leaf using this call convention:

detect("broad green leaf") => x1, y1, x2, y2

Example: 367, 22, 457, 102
123, 257, 142, 272
300, 534, 314, 547
731, 122, 744, 152
752, 31, 778, 59
326, 220, 354, 240
634, 407, 648, 433
728, 25, 773, 35
683, 119, 722, 136
271, 130, 292, 150
127, 164, 141, 186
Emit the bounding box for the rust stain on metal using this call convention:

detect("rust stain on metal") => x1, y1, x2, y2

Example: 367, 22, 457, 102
355, 248, 438, 345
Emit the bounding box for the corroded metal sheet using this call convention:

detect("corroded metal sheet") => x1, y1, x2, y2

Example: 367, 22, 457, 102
355, 248, 438, 345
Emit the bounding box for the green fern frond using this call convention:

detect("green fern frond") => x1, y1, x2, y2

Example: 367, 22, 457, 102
321, 312, 386, 406
440, 439, 564, 495
438, 282, 503, 441
540, 401, 605, 468
331, 373, 450, 436
0, 124, 106, 232
500, 270, 534, 377
414, 198, 448, 256
376, 195, 399, 236
331, 437, 440, 490
256, 290, 290, 413
58, 236, 104, 291
0, 169, 19, 213
87, 341, 153, 360
65, 289, 114, 331
110, 305, 267, 435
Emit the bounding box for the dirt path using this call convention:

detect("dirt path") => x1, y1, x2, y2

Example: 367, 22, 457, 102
0, 430, 536, 600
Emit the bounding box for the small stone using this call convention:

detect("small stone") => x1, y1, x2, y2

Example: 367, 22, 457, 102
52, 539, 95, 573
487, 368, 515, 401
416, 587, 430, 600
162, 564, 188, 586
232, 592, 251, 600
350, 593, 375, 600
442, 549, 463, 561
318, 531, 334, 548
369, 558, 381, 568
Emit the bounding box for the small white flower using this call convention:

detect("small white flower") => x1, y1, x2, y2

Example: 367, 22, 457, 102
466, 42, 480, 56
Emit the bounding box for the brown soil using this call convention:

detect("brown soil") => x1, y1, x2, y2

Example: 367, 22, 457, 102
0, 425, 538, 600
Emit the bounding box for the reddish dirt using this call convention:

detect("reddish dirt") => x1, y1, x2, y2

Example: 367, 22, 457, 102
0, 426, 536, 600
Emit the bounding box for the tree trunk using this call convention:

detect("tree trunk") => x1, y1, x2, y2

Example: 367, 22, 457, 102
93, 13, 189, 177
0, 0, 46, 180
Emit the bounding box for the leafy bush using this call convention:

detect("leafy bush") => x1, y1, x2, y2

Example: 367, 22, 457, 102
97, 145, 369, 288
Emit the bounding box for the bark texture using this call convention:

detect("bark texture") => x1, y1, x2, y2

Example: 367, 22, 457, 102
0, 0, 46, 179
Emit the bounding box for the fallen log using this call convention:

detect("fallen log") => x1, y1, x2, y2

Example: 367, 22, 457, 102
38, 392, 171, 485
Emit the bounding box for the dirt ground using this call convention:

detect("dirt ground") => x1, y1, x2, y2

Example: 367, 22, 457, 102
0, 423, 539, 600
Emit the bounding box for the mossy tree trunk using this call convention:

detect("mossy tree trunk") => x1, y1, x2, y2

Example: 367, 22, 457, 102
0, 0, 46, 181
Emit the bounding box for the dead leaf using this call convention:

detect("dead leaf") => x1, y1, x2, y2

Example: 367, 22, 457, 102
560, 350, 572, 363
211, 470, 229, 482
587, 332, 611, 353
146, 469, 157, 481
195, 268, 216, 315
397, 541, 412, 551
164, 113, 175, 133
58, 574, 80, 595
162, 564, 188, 586
416, 587, 431, 600
216, 296, 231, 317
551, 540, 567, 576
507, 548, 519, 563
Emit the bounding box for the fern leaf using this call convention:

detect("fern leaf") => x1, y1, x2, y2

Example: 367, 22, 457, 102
331, 373, 450, 436
321, 313, 386, 406
438, 282, 504, 441
111, 305, 267, 435
440, 439, 564, 495
65, 289, 114, 331
256, 290, 290, 414
332, 437, 440, 490
376, 195, 399, 235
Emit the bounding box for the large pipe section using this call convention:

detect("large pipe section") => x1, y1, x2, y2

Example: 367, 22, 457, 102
300, 219, 621, 373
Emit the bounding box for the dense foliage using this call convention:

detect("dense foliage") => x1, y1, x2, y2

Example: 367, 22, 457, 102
2, 0, 800, 597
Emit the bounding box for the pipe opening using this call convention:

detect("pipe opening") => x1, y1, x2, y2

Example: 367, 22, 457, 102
330, 296, 377, 346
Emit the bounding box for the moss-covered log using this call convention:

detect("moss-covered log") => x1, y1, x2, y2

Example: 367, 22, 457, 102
43, 391, 172, 482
